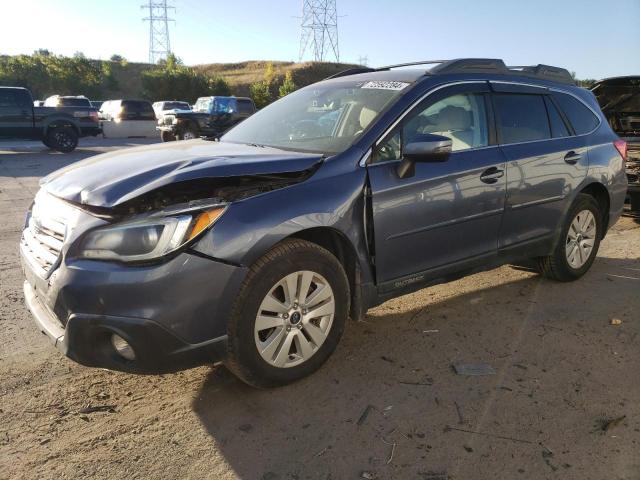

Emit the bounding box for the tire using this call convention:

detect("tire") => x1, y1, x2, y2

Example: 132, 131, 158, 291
537, 194, 603, 282
176, 126, 197, 141
42, 137, 53, 149
46, 126, 78, 153
161, 130, 176, 142
225, 239, 350, 388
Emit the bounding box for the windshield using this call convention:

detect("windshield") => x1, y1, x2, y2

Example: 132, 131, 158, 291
194, 97, 212, 112
163, 101, 190, 111
221, 80, 409, 154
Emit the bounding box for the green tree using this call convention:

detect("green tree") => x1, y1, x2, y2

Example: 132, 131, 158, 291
249, 81, 271, 108
208, 76, 231, 96
278, 70, 296, 98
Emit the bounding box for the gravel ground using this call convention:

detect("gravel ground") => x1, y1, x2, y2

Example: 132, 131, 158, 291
1, 139, 639, 480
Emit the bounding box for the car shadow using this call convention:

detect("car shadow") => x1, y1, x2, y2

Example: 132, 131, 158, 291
191, 255, 640, 479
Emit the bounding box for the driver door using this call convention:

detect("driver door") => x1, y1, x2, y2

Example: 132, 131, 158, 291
366, 82, 507, 288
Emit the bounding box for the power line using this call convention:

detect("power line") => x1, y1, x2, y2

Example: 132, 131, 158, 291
358, 55, 369, 67
141, 0, 175, 64
299, 0, 339, 63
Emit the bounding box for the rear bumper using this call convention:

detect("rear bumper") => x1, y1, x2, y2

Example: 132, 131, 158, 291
24, 280, 229, 374
79, 126, 102, 137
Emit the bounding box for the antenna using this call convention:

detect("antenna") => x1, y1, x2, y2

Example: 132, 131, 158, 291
141, 0, 175, 64
299, 0, 339, 62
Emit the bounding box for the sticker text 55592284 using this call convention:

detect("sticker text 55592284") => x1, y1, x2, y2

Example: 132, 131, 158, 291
361, 81, 410, 91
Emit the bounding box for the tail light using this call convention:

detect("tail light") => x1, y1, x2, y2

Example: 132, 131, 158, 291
614, 139, 628, 161
89, 110, 99, 122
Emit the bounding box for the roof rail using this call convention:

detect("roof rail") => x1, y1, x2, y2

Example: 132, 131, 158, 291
324, 58, 575, 85
325, 67, 375, 79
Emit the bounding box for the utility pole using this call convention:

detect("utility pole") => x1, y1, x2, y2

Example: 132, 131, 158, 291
141, 0, 175, 64
358, 55, 369, 67
299, 0, 339, 63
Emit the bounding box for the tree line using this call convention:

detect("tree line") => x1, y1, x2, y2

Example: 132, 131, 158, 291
0, 51, 297, 106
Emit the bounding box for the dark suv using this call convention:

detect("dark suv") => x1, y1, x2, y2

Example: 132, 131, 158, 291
157, 95, 255, 141
21, 59, 627, 387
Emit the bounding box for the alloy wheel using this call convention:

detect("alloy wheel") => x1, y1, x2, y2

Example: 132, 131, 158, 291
565, 209, 597, 269
254, 270, 335, 368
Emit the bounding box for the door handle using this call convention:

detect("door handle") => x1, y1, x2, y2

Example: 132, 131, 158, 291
480, 167, 504, 184
564, 151, 582, 165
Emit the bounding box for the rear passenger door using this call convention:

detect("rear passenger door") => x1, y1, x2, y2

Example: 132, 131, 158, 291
492, 83, 589, 252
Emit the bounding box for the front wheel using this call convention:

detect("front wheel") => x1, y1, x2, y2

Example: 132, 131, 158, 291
537, 194, 603, 281
46, 126, 78, 153
161, 130, 176, 142
225, 239, 350, 388
176, 127, 197, 141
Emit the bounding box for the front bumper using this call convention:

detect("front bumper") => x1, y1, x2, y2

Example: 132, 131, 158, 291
21, 247, 247, 374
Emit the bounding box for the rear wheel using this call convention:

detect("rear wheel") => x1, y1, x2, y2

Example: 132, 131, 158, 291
46, 126, 78, 153
537, 194, 603, 281
225, 239, 349, 388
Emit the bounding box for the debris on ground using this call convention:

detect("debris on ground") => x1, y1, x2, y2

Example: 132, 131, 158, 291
454, 401, 464, 424
78, 405, 116, 414
594, 415, 627, 433
357, 405, 375, 426
360, 471, 376, 479
610, 318, 623, 326
463, 444, 473, 453
423, 329, 439, 333
453, 363, 496, 376
444, 425, 532, 444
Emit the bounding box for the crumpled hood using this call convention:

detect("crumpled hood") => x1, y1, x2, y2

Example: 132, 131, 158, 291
42, 140, 324, 208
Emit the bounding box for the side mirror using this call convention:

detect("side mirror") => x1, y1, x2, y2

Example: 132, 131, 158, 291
397, 134, 452, 179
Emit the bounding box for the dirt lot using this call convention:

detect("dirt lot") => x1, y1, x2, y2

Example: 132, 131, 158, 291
1, 139, 639, 480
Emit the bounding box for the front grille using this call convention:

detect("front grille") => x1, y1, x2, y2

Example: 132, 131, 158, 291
21, 193, 68, 277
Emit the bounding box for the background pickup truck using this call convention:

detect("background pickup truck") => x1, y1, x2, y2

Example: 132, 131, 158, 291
157, 96, 255, 141
0, 87, 101, 152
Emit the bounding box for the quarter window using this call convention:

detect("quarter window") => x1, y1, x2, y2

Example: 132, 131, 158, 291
494, 94, 551, 144
374, 92, 489, 162
553, 92, 600, 135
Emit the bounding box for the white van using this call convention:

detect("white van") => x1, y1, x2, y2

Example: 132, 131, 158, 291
99, 100, 159, 138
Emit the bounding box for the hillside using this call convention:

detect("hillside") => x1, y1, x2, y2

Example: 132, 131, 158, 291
193, 61, 360, 96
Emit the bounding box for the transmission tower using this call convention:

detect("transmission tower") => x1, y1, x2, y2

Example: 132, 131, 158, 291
141, 0, 175, 64
299, 0, 339, 63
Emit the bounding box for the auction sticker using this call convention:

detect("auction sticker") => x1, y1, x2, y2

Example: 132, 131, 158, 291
361, 81, 410, 91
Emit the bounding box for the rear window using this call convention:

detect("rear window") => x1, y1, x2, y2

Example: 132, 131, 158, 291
494, 94, 551, 144
59, 97, 91, 107
122, 100, 155, 120
553, 92, 600, 135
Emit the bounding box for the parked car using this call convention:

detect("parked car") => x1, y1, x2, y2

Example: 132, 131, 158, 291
591, 76, 640, 213
90, 100, 104, 110
152, 100, 191, 118
33, 100, 44, 107
20, 59, 627, 387
99, 99, 158, 138
0, 87, 101, 152
157, 96, 255, 142
44, 95, 92, 108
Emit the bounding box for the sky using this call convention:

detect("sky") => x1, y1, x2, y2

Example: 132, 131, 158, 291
1, 0, 639, 79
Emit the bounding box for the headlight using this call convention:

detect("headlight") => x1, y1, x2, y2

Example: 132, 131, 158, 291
78, 206, 226, 262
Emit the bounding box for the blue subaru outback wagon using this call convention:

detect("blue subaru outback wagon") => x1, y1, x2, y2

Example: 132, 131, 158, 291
21, 59, 627, 387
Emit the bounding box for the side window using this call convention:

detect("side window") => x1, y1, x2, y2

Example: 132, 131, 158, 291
544, 96, 570, 138
237, 99, 254, 115
494, 94, 550, 143
553, 92, 599, 135
373, 92, 488, 162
